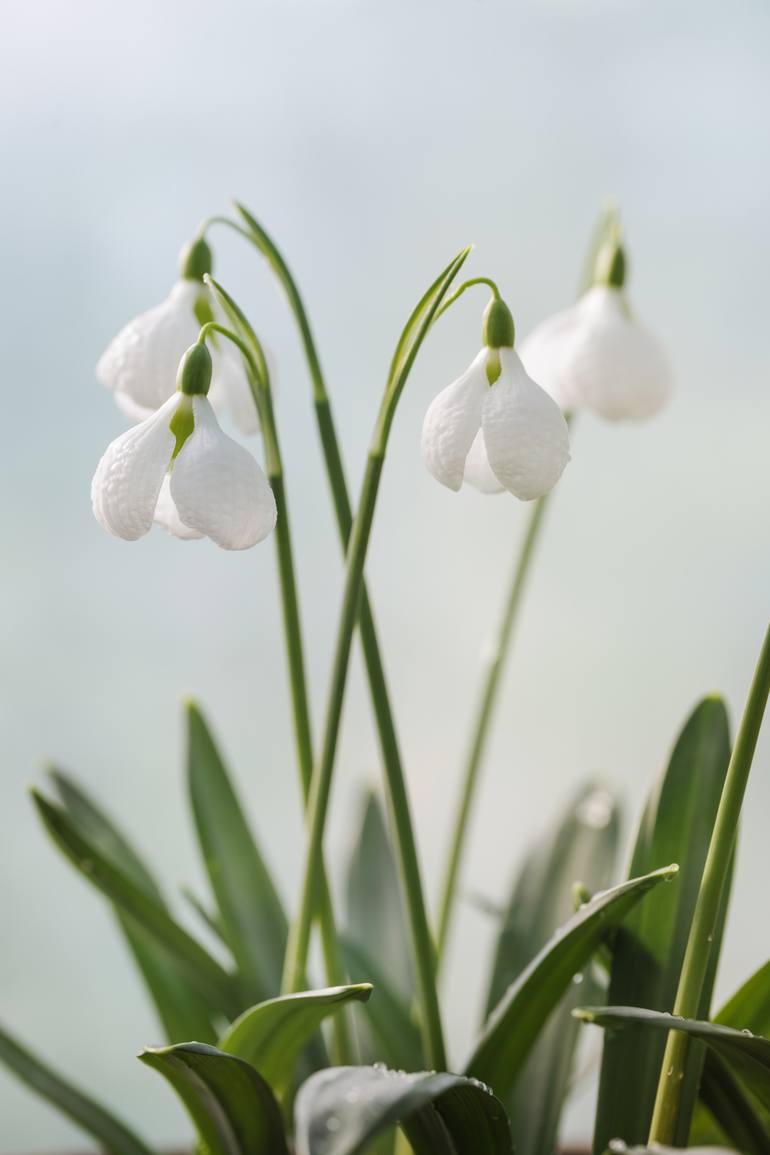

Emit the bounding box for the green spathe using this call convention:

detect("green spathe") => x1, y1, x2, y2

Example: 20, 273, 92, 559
177, 343, 213, 396
179, 235, 213, 281
482, 296, 515, 349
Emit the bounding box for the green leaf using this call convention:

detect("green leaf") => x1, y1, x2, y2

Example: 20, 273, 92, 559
0, 1023, 155, 1155
293, 1065, 513, 1155
49, 770, 217, 1044
485, 783, 619, 1155
186, 701, 288, 1002
139, 1042, 289, 1155
346, 791, 412, 1002
593, 697, 732, 1151
464, 864, 678, 1099
385, 246, 473, 390
692, 960, 770, 1152
716, 958, 770, 1034
578, 1006, 770, 1114
32, 789, 239, 1019
341, 937, 423, 1071
596, 1146, 738, 1155
219, 985, 372, 1097
696, 1052, 770, 1155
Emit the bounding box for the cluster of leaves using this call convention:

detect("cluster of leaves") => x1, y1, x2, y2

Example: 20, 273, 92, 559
3, 694, 769, 1153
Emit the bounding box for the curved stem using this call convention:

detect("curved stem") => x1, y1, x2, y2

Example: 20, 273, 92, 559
435, 489, 552, 962
433, 276, 500, 322
649, 624, 770, 1144
279, 244, 470, 1070
203, 279, 352, 1063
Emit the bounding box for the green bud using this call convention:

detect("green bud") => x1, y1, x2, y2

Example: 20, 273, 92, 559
482, 297, 515, 349
177, 342, 212, 397
169, 395, 195, 460
592, 237, 626, 289
179, 236, 213, 281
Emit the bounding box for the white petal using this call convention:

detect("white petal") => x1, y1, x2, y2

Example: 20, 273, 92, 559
96, 280, 202, 414
91, 394, 178, 540
153, 474, 204, 540
169, 396, 277, 550
463, 430, 504, 494
518, 304, 584, 412
565, 286, 671, 421
421, 349, 488, 491
207, 339, 261, 435
482, 349, 571, 501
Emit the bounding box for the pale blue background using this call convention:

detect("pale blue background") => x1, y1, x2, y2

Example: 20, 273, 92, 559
2, 0, 770, 1148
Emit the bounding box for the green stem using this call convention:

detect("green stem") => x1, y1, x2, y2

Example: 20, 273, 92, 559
203, 281, 351, 1063
648, 623, 770, 1144
222, 209, 466, 1069
435, 490, 552, 962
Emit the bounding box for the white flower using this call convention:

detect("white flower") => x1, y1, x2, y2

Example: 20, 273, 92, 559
421, 346, 570, 501
91, 391, 276, 550
519, 284, 670, 422
96, 280, 261, 435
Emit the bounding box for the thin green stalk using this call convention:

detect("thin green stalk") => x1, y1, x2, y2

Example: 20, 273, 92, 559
200, 293, 351, 1062
648, 623, 770, 1144
219, 207, 466, 1069
279, 244, 471, 1071
435, 490, 552, 962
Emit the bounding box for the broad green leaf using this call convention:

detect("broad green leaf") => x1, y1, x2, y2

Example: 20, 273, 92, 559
293, 1065, 513, 1155
33, 790, 239, 1019
341, 938, 422, 1071
464, 864, 678, 1098
593, 697, 731, 1152
0, 1023, 155, 1155
695, 1051, 770, 1155
50, 769, 217, 1044
691, 960, 770, 1152
219, 985, 372, 1097
346, 792, 413, 1002
485, 783, 619, 1155
186, 701, 288, 1001
716, 958, 770, 1034
139, 1042, 289, 1155
578, 1006, 770, 1113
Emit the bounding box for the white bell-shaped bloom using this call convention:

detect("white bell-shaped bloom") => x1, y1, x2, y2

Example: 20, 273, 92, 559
421, 346, 570, 501
520, 285, 670, 422
97, 279, 261, 435
91, 391, 276, 550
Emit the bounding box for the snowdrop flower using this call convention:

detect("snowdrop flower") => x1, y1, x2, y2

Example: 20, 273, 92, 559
91, 342, 276, 550
519, 236, 671, 422
96, 236, 261, 434
421, 296, 570, 500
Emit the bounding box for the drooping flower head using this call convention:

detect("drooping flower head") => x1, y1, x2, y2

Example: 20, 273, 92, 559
519, 228, 671, 421
96, 235, 261, 433
91, 339, 276, 550
421, 293, 571, 500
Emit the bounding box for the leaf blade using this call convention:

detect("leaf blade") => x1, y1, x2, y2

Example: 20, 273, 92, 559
485, 783, 619, 1155
0, 1023, 155, 1155
593, 697, 732, 1150
293, 1065, 513, 1155
32, 789, 239, 1019
464, 864, 678, 1099
186, 701, 288, 1002
219, 985, 372, 1096
139, 1042, 289, 1155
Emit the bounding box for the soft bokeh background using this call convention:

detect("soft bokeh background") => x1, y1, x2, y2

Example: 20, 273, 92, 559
2, 0, 770, 1148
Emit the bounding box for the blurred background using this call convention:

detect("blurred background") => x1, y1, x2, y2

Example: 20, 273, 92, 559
2, 0, 770, 1148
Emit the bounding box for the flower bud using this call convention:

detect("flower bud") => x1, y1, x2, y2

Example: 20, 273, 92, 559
178, 236, 213, 282
177, 342, 213, 396
482, 297, 515, 350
